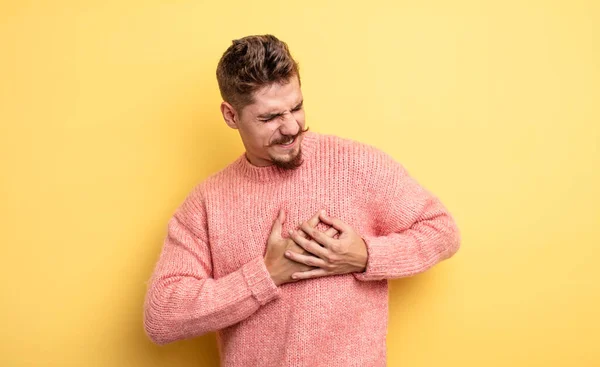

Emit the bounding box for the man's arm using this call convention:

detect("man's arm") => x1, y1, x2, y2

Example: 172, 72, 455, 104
282, 146, 460, 282
352, 149, 461, 281
143, 185, 280, 345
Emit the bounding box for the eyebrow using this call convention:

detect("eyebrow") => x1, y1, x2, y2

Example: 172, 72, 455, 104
257, 100, 303, 120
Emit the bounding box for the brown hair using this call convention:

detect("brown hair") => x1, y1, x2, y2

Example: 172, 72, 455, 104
216, 34, 300, 111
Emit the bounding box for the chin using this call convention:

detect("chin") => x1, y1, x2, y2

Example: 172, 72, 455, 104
272, 149, 304, 170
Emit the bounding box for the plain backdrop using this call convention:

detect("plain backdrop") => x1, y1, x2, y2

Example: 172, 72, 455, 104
1, 0, 598, 366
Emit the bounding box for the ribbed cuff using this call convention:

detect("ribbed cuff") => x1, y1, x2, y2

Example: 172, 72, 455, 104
242, 256, 281, 305
352, 235, 389, 281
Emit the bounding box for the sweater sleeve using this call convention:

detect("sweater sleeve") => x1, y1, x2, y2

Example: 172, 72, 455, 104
352, 148, 461, 281
143, 184, 281, 345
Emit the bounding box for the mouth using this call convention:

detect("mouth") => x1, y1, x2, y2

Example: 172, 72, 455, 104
274, 135, 298, 149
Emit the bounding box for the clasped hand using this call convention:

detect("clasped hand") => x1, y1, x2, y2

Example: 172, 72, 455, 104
285, 209, 368, 280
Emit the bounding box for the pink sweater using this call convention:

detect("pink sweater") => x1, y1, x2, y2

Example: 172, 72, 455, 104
143, 131, 461, 366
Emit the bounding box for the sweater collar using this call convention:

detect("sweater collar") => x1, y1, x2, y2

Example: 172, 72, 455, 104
234, 130, 319, 183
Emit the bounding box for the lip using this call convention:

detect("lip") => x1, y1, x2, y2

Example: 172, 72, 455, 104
275, 136, 298, 149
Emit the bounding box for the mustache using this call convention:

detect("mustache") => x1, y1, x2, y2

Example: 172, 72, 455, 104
271, 126, 310, 145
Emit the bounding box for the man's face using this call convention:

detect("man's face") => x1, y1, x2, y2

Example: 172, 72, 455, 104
230, 75, 306, 169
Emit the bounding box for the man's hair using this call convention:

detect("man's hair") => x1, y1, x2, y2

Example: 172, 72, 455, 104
216, 34, 300, 111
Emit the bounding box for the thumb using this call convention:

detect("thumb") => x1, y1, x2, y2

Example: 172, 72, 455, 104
269, 209, 286, 239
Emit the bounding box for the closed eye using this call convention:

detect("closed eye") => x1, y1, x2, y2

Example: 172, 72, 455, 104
260, 116, 277, 122
292, 101, 303, 112
258, 101, 303, 122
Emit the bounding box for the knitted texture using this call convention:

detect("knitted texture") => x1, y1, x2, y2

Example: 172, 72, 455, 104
143, 131, 461, 366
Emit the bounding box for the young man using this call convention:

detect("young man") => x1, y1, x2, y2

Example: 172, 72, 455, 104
144, 34, 461, 366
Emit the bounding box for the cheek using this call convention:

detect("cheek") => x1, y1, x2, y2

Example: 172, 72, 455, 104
243, 124, 267, 140
259, 126, 279, 146
295, 111, 306, 125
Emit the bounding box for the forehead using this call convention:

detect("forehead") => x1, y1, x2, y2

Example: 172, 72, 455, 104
243, 77, 302, 116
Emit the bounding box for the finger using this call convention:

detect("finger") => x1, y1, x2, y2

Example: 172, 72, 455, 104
306, 209, 322, 228
291, 268, 329, 280
296, 209, 323, 239
324, 226, 339, 238
312, 209, 338, 238
288, 229, 329, 260
269, 209, 285, 240
298, 226, 337, 240
319, 211, 349, 233
284, 251, 328, 268
299, 221, 336, 249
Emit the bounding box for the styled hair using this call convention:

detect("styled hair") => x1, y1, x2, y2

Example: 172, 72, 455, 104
216, 34, 301, 111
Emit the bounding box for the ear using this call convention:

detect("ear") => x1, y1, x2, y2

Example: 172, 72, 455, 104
221, 101, 239, 130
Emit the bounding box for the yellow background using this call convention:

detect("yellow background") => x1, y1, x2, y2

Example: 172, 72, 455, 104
1, 0, 598, 366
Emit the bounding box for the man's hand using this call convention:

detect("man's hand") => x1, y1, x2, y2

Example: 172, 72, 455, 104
264, 209, 337, 286
285, 210, 368, 280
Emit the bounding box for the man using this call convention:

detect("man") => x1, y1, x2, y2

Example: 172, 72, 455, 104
144, 34, 461, 366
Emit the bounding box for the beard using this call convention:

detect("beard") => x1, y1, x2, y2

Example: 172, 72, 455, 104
269, 126, 309, 170
271, 147, 304, 170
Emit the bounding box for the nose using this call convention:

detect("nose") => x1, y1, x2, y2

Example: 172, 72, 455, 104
279, 111, 299, 137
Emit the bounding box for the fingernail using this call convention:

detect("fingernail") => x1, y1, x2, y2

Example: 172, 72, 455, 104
285, 251, 292, 257
288, 229, 293, 235
291, 274, 298, 279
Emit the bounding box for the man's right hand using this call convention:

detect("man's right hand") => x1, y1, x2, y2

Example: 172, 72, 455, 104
264, 209, 337, 286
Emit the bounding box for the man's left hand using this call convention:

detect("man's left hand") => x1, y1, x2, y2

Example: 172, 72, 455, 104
285, 210, 368, 280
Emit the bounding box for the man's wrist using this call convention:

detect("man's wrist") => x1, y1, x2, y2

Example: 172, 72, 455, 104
263, 258, 282, 286
354, 237, 368, 272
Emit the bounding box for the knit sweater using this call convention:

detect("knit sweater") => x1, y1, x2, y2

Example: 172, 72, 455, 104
143, 130, 461, 367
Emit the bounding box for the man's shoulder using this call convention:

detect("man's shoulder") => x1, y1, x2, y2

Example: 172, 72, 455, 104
197, 156, 244, 192
317, 132, 396, 166
177, 155, 243, 205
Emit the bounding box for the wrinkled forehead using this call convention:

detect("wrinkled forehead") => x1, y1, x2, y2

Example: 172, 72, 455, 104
242, 77, 302, 117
